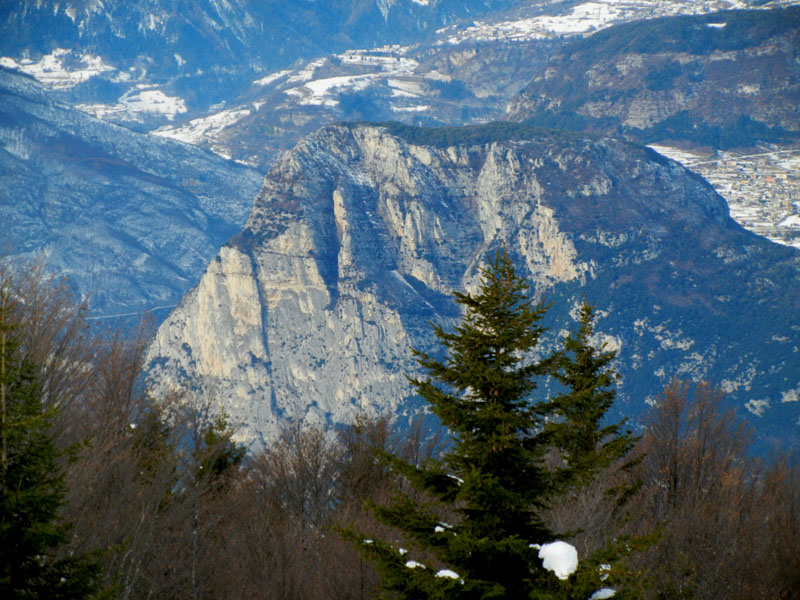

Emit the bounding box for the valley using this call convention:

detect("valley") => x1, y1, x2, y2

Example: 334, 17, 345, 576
1, 0, 798, 449
649, 143, 800, 248
2, 4, 800, 595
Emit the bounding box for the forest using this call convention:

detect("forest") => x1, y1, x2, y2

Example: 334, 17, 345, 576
1, 256, 799, 599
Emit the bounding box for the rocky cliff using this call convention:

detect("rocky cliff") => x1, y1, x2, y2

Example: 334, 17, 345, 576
146, 122, 800, 448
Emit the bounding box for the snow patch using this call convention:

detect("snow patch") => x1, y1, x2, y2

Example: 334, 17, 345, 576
337, 50, 418, 74
435, 569, 461, 581
286, 58, 326, 84
778, 215, 800, 228
254, 70, 292, 86
391, 104, 431, 113
405, 560, 425, 569
285, 74, 378, 106
438, 0, 773, 46
745, 398, 770, 417
0, 49, 114, 90
153, 107, 251, 144
537, 541, 578, 580
122, 89, 187, 119
590, 589, 616, 600
781, 386, 800, 403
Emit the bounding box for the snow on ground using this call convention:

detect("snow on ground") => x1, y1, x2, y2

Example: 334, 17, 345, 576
337, 50, 418, 74
279, 48, 428, 108
746, 398, 770, 417
391, 104, 431, 113
778, 214, 800, 228
285, 73, 379, 106
254, 70, 292, 86
77, 87, 187, 121
535, 2, 625, 35
648, 144, 800, 249
153, 107, 252, 144
435, 569, 462, 582
387, 78, 425, 97
0, 48, 115, 89
438, 0, 795, 45
123, 89, 186, 118
286, 58, 327, 85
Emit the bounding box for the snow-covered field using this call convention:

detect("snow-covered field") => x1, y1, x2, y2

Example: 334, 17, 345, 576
77, 87, 187, 122
437, 0, 790, 45
153, 107, 253, 145
0, 48, 115, 89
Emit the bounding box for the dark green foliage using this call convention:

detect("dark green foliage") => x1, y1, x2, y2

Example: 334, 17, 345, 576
195, 413, 246, 484
0, 284, 103, 599
562, 7, 799, 58
547, 302, 636, 486
645, 61, 682, 91
522, 110, 800, 150
633, 112, 800, 149
345, 121, 585, 149
352, 250, 631, 599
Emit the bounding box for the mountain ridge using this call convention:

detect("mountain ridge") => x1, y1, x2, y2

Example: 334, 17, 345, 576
146, 122, 800, 449
507, 6, 800, 148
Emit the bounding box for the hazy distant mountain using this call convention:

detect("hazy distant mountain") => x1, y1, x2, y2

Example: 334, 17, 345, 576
146, 122, 800, 449
0, 0, 519, 120
507, 7, 800, 148
0, 67, 263, 318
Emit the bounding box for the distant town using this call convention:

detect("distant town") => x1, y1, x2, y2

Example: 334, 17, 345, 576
650, 144, 800, 249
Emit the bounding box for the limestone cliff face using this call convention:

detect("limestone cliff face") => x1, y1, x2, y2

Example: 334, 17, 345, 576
147, 123, 800, 448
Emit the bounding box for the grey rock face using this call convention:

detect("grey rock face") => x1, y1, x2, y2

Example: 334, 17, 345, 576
147, 123, 800, 449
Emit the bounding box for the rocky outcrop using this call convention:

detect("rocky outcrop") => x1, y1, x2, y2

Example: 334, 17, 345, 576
147, 122, 800, 449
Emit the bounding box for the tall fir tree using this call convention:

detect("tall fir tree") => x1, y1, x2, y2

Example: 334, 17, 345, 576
351, 249, 629, 599
547, 302, 635, 486
0, 278, 103, 599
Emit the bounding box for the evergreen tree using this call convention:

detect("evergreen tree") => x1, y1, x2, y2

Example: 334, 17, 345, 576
352, 249, 628, 599
548, 302, 635, 486
0, 280, 104, 598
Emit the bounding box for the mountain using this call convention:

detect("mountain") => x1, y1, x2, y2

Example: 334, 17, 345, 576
0, 0, 519, 125
152, 38, 564, 172
0, 67, 263, 319
146, 122, 800, 449
506, 7, 800, 148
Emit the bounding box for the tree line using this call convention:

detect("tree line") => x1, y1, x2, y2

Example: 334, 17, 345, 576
1, 255, 798, 599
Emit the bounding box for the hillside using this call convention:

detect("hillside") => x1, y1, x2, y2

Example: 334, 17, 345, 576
0, 67, 263, 318
507, 7, 800, 148
146, 122, 800, 449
